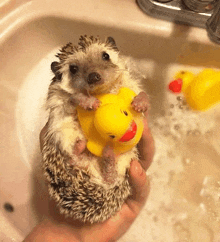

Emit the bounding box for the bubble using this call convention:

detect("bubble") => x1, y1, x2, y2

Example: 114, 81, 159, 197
182, 100, 187, 106
199, 203, 207, 212
177, 96, 183, 101
182, 157, 191, 165
174, 124, 181, 130
193, 130, 201, 136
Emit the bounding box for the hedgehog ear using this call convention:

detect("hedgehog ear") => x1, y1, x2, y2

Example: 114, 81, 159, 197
56, 42, 74, 61
51, 61, 62, 81
51, 61, 60, 73
106, 37, 118, 51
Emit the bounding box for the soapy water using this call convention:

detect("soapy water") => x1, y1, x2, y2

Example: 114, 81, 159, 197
121, 63, 220, 242
16, 51, 220, 241
121, 97, 220, 242
147, 99, 220, 242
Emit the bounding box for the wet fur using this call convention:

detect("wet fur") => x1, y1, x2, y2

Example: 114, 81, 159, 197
42, 36, 148, 223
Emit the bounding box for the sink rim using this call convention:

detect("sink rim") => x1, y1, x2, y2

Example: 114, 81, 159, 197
0, 0, 219, 241
0, 0, 215, 47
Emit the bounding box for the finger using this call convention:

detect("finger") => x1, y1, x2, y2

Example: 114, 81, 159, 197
95, 160, 150, 241
137, 118, 155, 170
122, 159, 150, 218
86, 160, 150, 242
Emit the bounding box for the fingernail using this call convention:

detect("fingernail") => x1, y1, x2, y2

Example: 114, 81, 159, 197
133, 160, 144, 176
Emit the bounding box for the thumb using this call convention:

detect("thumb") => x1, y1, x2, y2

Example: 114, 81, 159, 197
127, 160, 150, 214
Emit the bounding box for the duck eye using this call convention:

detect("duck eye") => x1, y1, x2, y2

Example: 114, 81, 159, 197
109, 135, 115, 139
123, 111, 128, 116
102, 52, 110, 61
69, 65, 78, 74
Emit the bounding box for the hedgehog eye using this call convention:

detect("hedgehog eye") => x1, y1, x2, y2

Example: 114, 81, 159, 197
109, 135, 115, 139
123, 111, 128, 116
69, 65, 78, 74
102, 52, 110, 61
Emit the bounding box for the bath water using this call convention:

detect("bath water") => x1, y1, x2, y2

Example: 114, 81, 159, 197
16, 51, 220, 241
121, 62, 220, 242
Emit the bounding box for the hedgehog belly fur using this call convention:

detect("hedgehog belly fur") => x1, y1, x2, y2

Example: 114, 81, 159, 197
42, 133, 131, 223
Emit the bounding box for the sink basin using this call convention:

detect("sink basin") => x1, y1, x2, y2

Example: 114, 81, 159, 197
1, 0, 220, 241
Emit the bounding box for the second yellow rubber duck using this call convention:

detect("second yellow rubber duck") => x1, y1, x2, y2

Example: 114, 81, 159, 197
169, 69, 220, 111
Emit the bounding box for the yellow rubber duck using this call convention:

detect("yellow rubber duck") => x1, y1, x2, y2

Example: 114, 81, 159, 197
169, 69, 220, 111
77, 88, 144, 157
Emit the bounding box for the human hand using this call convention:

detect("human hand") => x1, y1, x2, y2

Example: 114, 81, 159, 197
25, 117, 154, 242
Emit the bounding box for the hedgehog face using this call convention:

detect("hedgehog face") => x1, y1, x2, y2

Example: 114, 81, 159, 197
52, 36, 123, 95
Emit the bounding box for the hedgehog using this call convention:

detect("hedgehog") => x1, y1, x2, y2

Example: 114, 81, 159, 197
41, 35, 149, 223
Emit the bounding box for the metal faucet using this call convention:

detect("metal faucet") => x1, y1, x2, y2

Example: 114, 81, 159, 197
137, 0, 220, 44
206, 0, 220, 43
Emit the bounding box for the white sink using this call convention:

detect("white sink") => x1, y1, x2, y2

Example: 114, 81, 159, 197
0, 0, 220, 241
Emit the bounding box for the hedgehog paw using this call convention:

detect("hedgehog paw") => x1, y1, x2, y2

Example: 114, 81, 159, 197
101, 145, 117, 184
132, 91, 149, 113
73, 139, 87, 155
79, 96, 100, 110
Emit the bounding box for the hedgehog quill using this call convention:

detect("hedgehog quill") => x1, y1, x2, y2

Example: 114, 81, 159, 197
42, 36, 150, 223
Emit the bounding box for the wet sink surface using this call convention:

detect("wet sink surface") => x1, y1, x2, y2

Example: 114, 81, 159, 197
0, 4, 220, 241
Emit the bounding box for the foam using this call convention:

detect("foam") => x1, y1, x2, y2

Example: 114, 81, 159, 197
16, 48, 58, 168
120, 63, 220, 242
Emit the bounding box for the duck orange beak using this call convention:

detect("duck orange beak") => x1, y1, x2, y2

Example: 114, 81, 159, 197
119, 121, 137, 142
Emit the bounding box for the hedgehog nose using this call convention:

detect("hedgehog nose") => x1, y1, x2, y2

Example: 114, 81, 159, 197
88, 72, 101, 84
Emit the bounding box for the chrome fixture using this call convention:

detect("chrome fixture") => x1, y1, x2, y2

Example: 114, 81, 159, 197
137, 0, 220, 44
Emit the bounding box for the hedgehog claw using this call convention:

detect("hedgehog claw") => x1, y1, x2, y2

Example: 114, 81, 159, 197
79, 97, 100, 110
132, 91, 149, 113
73, 139, 87, 155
